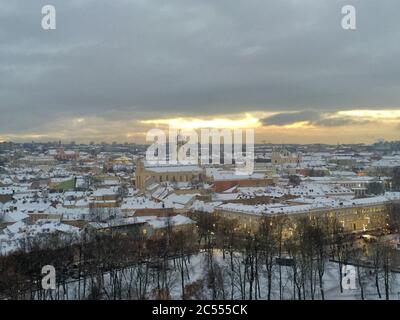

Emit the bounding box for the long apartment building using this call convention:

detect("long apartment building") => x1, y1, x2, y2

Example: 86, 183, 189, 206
213, 192, 400, 234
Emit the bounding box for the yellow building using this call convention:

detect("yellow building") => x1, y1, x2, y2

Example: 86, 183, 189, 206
135, 158, 203, 191
214, 199, 393, 235
271, 148, 302, 165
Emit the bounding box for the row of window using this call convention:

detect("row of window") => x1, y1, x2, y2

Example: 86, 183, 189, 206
152, 174, 198, 183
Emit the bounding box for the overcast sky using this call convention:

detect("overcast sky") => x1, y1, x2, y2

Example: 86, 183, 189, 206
1, 0, 400, 143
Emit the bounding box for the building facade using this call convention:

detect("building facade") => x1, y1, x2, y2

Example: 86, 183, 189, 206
135, 158, 203, 191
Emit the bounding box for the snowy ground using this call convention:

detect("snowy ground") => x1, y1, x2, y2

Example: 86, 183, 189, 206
168, 250, 400, 300
33, 251, 400, 300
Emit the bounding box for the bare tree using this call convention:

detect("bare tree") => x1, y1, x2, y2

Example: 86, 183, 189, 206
258, 215, 278, 300
370, 242, 383, 298
327, 217, 353, 293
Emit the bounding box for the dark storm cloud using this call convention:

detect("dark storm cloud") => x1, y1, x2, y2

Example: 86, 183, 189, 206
315, 117, 369, 127
261, 110, 371, 127
1, 0, 400, 136
261, 111, 320, 126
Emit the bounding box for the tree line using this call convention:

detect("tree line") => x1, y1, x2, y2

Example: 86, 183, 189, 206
1, 209, 400, 300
